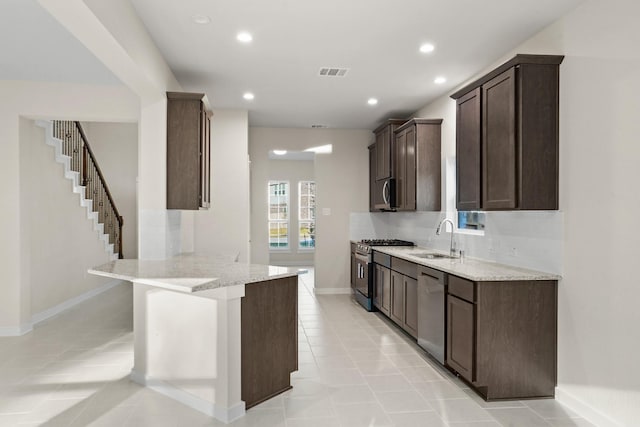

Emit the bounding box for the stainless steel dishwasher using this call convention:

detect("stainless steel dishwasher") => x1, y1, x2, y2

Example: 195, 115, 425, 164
417, 266, 447, 364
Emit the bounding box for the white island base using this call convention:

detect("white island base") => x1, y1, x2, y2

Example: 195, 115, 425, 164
131, 283, 246, 423
89, 256, 300, 424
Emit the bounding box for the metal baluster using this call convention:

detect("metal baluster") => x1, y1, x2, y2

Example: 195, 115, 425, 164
66, 122, 70, 157
73, 127, 77, 172
63, 122, 67, 155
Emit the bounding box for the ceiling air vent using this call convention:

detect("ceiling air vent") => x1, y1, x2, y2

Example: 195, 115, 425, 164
318, 67, 349, 77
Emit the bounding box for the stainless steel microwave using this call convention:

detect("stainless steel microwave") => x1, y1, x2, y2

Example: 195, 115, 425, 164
374, 177, 396, 211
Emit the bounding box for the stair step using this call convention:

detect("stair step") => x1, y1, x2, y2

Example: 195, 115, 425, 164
37, 120, 121, 261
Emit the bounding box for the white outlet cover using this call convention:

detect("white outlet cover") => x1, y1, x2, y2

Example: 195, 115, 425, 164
322, 208, 331, 216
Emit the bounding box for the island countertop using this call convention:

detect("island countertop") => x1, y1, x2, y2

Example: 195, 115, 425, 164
89, 253, 302, 293
372, 246, 561, 282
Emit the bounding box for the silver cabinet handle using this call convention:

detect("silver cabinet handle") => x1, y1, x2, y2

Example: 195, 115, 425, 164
382, 180, 389, 204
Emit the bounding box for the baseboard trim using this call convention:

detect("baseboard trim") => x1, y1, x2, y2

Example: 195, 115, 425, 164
131, 370, 246, 423
555, 387, 621, 427
0, 323, 33, 337
0, 280, 123, 337
269, 260, 314, 267
314, 287, 352, 295
31, 279, 124, 326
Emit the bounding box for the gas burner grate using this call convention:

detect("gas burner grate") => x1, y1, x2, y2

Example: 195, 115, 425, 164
359, 239, 415, 246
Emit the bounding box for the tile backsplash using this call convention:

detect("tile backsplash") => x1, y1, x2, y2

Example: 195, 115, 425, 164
350, 211, 563, 275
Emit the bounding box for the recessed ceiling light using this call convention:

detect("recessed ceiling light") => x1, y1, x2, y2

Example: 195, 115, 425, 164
367, 98, 378, 106
419, 43, 435, 53
434, 76, 447, 84
191, 15, 211, 25
237, 32, 253, 43
243, 92, 255, 100
304, 144, 333, 154
273, 150, 287, 156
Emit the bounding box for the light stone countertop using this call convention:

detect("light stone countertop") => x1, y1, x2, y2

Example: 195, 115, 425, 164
88, 253, 303, 293
372, 246, 561, 282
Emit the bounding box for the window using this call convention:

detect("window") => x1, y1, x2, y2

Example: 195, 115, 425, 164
457, 211, 486, 231
298, 181, 316, 249
268, 181, 289, 249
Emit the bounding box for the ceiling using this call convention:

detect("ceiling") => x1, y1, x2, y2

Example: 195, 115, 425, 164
1, 0, 582, 129
130, 0, 582, 129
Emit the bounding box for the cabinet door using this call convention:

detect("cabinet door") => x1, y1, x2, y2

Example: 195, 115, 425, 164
390, 271, 405, 325
456, 88, 482, 210
446, 295, 475, 383
404, 126, 416, 211
375, 127, 391, 180
167, 92, 211, 210
482, 68, 517, 210
394, 130, 407, 210
375, 265, 391, 316
369, 145, 377, 211
200, 107, 211, 208
403, 276, 418, 338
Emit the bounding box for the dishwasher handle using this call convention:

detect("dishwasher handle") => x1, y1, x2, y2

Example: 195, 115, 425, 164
419, 266, 446, 284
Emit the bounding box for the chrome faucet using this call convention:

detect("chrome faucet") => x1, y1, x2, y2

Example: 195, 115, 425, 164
436, 218, 456, 257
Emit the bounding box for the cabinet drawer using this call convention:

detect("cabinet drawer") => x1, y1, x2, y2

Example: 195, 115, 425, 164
373, 251, 391, 268
448, 275, 475, 303
391, 257, 417, 279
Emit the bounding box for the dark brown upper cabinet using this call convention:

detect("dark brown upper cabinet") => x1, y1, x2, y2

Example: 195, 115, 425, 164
368, 143, 383, 212
456, 88, 482, 210
373, 119, 406, 181
393, 119, 442, 211
451, 54, 564, 211
166, 92, 212, 210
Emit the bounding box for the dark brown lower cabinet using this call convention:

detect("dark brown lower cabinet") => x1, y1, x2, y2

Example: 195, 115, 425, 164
446, 295, 474, 382
390, 271, 405, 326
389, 265, 417, 339
374, 264, 391, 316
241, 277, 298, 408
446, 275, 557, 400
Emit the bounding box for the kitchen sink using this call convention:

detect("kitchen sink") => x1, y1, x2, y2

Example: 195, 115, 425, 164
412, 252, 454, 259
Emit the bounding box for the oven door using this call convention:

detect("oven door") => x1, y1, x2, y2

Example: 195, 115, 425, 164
354, 253, 371, 297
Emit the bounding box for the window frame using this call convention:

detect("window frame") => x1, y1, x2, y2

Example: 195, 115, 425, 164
298, 181, 316, 251
268, 180, 290, 251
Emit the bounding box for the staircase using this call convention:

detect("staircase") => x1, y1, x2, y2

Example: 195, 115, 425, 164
38, 120, 123, 260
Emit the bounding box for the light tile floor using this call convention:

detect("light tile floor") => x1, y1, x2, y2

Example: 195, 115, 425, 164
0, 269, 595, 427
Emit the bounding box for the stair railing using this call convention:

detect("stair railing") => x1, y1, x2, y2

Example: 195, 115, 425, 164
52, 121, 124, 259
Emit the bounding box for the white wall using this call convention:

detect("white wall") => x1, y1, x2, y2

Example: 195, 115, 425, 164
517, 1, 639, 425
82, 122, 138, 259
0, 80, 138, 334
22, 119, 114, 315
41, 0, 185, 261
193, 110, 250, 262
353, 1, 640, 424
250, 127, 371, 291
460, 1, 639, 424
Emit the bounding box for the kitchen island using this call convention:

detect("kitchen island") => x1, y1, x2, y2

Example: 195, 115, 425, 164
89, 254, 302, 423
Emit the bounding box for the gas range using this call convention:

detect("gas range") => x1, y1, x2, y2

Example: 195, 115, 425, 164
353, 239, 414, 312
356, 239, 415, 255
